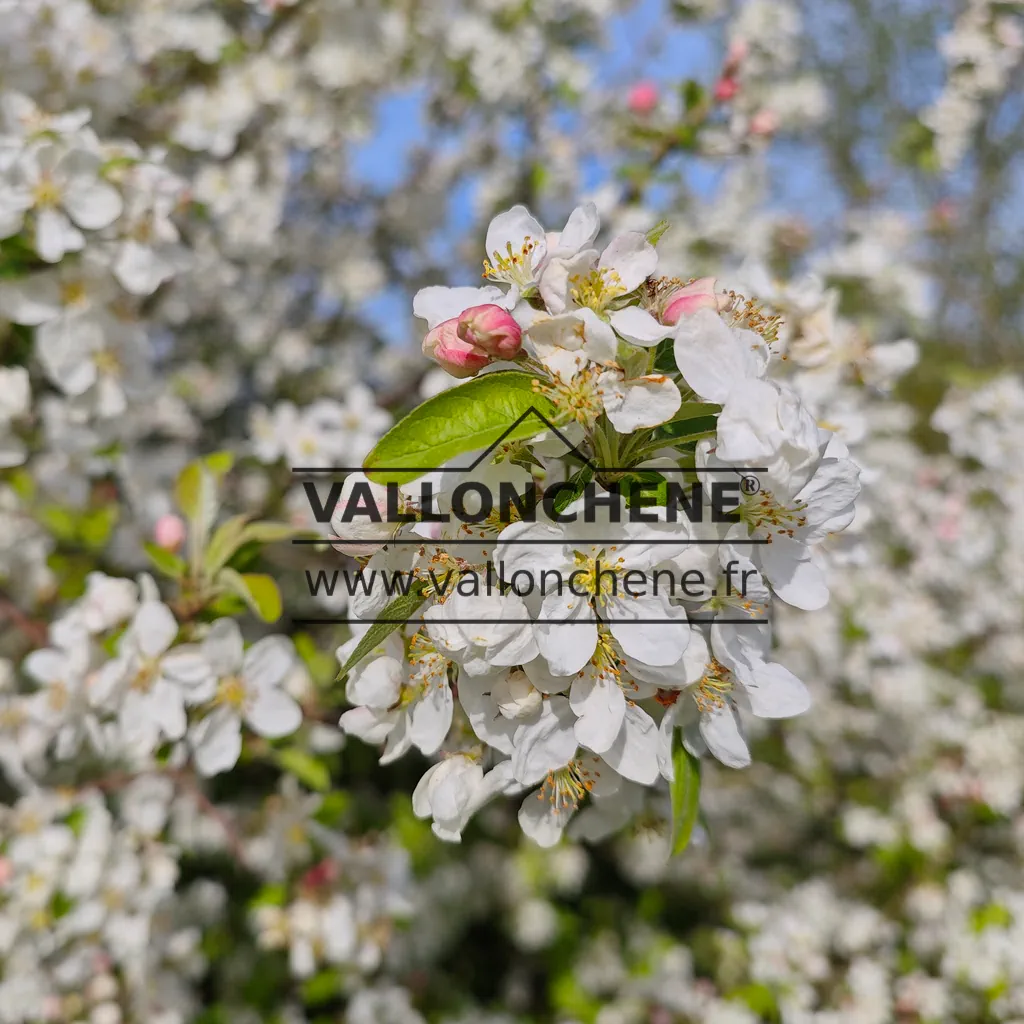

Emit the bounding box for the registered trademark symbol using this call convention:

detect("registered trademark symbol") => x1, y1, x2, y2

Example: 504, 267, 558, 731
740, 475, 761, 496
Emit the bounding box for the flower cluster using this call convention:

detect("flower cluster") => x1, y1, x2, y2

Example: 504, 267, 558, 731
336, 202, 862, 847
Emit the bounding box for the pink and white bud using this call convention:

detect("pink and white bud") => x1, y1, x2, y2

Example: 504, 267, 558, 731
662, 277, 731, 324
749, 109, 780, 137
456, 304, 523, 360
627, 81, 659, 115
714, 76, 739, 102
153, 514, 186, 552
423, 318, 491, 378
330, 472, 394, 557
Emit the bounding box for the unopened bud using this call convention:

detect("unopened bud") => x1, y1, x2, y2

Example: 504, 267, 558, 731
456, 304, 522, 360
330, 472, 394, 557
627, 81, 659, 115
749, 109, 779, 137
662, 277, 731, 324
492, 669, 542, 720
714, 77, 739, 102
423, 318, 491, 378
153, 514, 186, 552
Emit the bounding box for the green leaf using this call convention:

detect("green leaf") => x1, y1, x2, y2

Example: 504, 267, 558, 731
620, 470, 670, 509
250, 883, 288, 909
236, 521, 304, 547
668, 731, 702, 856
38, 505, 77, 542
646, 220, 671, 246
204, 516, 299, 577
554, 465, 593, 514
174, 462, 203, 522
971, 903, 1014, 933
79, 506, 118, 550
218, 569, 283, 623
301, 968, 342, 1007
336, 586, 428, 680
275, 747, 330, 792
682, 79, 705, 116
314, 791, 350, 827
364, 371, 558, 485
203, 451, 235, 478
204, 514, 251, 576
144, 542, 187, 579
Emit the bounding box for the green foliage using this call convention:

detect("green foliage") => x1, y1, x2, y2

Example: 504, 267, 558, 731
217, 569, 283, 623
364, 371, 558, 485
336, 586, 428, 680
275, 748, 331, 793
668, 731, 702, 856
144, 542, 187, 579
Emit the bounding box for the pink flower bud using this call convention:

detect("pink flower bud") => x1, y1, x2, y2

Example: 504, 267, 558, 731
153, 514, 186, 552
627, 81, 659, 115
301, 858, 339, 890
749, 109, 780, 137
662, 277, 730, 324
422, 318, 491, 378
456, 304, 522, 360
714, 77, 739, 102
0, 857, 11, 886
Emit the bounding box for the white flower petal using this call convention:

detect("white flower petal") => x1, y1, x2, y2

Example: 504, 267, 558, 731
607, 592, 689, 667
134, 602, 178, 658
570, 668, 626, 754
512, 696, 578, 785
202, 619, 244, 676
608, 306, 672, 347
339, 705, 396, 745
192, 707, 243, 776
346, 655, 403, 709
62, 178, 123, 230
412, 285, 510, 330
485, 205, 546, 270
758, 536, 829, 610
552, 202, 600, 257
535, 590, 597, 676
245, 686, 302, 738
408, 680, 453, 756
518, 789, 573, 847
601, 372, 681, 431
599, 232, 657, 292
742, 662, 810, 719
699, 704, 750, 769
673, 308, 767, 404
35, 207, 82, 263
601, 703, 660, 785
242, 636, 294, 691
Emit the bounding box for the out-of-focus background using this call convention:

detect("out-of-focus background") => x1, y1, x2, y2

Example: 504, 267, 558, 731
0, 1, 1023, 1022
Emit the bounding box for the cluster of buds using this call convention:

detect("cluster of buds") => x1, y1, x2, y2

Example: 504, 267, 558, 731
422, 304, 523, 378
